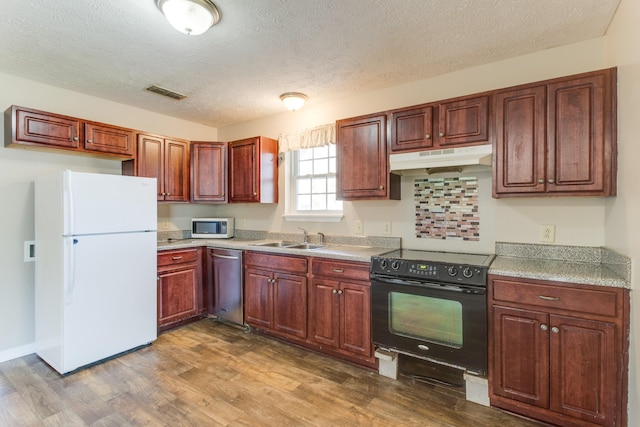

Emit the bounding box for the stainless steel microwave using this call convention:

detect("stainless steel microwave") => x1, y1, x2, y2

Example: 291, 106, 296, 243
191, 218, 234, 239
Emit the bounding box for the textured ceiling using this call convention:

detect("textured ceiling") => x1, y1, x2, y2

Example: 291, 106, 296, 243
0, 0, 621, 128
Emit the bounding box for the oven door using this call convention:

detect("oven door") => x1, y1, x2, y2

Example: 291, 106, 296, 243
371, 275, 487, 375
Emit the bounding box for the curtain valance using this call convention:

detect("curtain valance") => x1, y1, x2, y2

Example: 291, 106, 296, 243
278, 123, 336, 153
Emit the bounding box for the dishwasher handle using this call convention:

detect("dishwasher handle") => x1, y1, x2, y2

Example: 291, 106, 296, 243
213, 253, 240, 260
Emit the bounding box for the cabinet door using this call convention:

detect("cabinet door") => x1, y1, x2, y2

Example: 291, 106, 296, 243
491, 305, 549, 408
390, 105, 435, 152
84, 122, 134, 157
157, 266, 199, 326
272, 272, 307, 339
13, 106, 80, 149
339, 281, 372, 357
244, 268, 273, 328
547, 73, 609, 194
163, 139, 189, 202
336, 113, 390, 200
309, 279, 340, 347
493, 86, 546, 196
438, 95, 489, 147
549, 315, 617, 426
228, 138, 259, 202
191, 142, 227, 203
137, 134, 164, 200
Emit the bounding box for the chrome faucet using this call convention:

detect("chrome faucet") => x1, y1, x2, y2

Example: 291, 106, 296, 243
317, 232, 325, 245
298, 227, 309, 243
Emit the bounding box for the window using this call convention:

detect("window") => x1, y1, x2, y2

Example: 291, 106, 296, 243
286, 144, 343, 221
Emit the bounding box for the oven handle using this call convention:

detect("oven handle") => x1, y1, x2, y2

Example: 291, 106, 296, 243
370, 274, 479, 292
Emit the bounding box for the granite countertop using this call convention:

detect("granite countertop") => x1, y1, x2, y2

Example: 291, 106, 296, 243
157, 236, 397, 263
489, 242, 631, 289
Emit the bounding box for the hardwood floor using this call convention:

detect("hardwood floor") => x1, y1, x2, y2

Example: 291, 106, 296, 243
0, 320, 545, 426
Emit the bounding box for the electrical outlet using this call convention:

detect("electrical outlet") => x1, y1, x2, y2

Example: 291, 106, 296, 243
540, 225, 556, 243
355, 220, 363, 234
382, 222, 391, 235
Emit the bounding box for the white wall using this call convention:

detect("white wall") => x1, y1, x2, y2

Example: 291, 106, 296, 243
211, 38, 608, 254
603, 0, 640, 423
0, 72, 218, 360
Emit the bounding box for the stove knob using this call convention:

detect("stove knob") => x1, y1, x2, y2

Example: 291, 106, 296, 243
379, 259, 388, 269
391, 261, 401, 270
447, 266, 458, 277
462, 267, 474, 278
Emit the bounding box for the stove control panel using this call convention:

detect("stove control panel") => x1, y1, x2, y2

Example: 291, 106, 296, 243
371, 257, 489, 287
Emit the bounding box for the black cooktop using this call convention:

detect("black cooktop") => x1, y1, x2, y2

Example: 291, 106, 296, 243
377, 249, 494, 267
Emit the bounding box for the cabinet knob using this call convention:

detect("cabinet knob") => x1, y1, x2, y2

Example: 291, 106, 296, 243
86, 139, 93, 143
73, 136, 79, 141
548, 179, 555, 184
332, 289, 337, 294
166, 193, 171, 196
337, 290, 343, 295
253, 192, 257, 196
221, 193, 225, 196
551, 326, 559, 334
379, 185, 384, 190
425, 134, 431, 139
540, 324, 548, 331
439, 132, 445, 137
538, 179, 545, 184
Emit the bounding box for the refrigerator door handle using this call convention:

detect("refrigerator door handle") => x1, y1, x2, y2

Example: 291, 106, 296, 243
64, 170, 75, 235
64, 238, 78, 305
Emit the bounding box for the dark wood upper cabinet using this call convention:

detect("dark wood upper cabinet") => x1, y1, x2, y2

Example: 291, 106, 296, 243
191, 141, 227, 203
494, 68, 617, 197
336, 113, 400, 200
228, 136, 278, 203
5, 105, 134, 157
390, 95, 490, 152
135, 133, 189, 202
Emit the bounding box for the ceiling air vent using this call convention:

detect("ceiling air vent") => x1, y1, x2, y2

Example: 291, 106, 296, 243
145, 85, 187, 100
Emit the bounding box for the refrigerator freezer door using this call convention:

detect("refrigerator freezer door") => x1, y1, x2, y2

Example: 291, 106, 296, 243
63, 171, 157, 236
61, 231, 157, 373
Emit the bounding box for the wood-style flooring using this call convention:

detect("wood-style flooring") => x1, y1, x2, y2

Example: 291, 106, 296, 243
0, 320, 545, 426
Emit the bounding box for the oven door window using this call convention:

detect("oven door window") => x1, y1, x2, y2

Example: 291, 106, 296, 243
389, 292, 463, 348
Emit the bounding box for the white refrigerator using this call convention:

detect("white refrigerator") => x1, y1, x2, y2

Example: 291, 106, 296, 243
35, 170, 158, 374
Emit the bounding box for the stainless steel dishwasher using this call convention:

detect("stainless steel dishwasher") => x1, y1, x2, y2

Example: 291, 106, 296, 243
207, 248, 243, 325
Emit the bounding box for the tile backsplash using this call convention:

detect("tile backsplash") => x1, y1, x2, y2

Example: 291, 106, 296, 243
414, 176, 480, 241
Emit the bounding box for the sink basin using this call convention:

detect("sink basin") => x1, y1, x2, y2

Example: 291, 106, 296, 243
251, 241, 298, 248
288, 243, 325, 250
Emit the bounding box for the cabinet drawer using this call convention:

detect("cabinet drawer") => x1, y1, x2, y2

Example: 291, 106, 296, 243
312, 259, 370, 282
245, 251, 307, 274
158, 248, 199, 267
491, 277, 619, 317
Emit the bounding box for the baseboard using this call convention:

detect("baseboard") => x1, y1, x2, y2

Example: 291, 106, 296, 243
0, 342, 36, 363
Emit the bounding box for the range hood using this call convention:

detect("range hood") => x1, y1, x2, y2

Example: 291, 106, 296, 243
389, 144, 492, 173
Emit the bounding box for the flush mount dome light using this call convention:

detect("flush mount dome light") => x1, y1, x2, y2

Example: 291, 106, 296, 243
156, 0, 220, 35
280, 92, 308, 111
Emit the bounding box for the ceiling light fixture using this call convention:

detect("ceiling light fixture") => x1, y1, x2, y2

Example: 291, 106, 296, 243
156, 0, 220, 35
280, 92, 308, 112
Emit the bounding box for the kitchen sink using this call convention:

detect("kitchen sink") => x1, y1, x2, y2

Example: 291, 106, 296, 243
288, 243, 325, 250
251, 241, 299, 248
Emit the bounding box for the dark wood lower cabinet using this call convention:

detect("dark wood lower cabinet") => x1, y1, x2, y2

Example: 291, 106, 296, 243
489, 275, 629, 427
157, 248, 205, 332
243, 252, 375, 368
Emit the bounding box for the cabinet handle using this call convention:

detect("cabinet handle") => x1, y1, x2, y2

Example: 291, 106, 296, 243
332, 289, 337, 294
548, 179, 555, 184
539, 295, 560, 301
538, 179, 545, 184
172, 256, 183, 260
337, 290, 343, 295
73, 136, 79, 141
87, 139, 93, 143
551, 326, 559, 334
333, 268, 344, 273
439, 132, 445, 137
540, 324, 548, 331
425, 134, 431, 139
